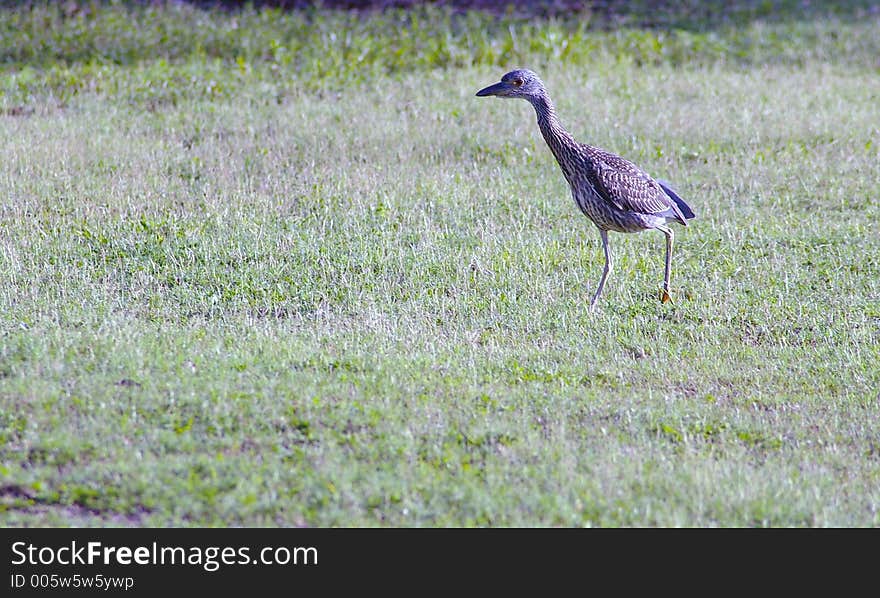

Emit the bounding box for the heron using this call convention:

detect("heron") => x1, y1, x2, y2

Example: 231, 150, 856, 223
476, 69, 695, 308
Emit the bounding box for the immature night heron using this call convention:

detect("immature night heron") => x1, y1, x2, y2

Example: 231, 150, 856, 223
476, 69, 695, 308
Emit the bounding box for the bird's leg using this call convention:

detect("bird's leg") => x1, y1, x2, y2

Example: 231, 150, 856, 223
590, 229, 612, 310
657, 225, 673, 303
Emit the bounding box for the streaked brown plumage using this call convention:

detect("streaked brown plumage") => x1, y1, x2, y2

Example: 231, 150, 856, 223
476, 68, 695, 308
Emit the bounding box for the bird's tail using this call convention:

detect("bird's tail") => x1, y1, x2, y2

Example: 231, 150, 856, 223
658, 179, 696, 221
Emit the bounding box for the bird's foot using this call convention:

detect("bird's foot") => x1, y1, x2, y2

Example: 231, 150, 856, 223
659, 288, 671, 303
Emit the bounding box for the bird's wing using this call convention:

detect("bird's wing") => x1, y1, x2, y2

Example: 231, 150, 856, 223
587, 147, 676, 216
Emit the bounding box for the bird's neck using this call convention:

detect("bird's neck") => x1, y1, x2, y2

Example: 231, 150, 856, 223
529, 93, 578, 178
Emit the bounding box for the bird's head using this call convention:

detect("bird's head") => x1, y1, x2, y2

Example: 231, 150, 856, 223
476, 69, 545, 100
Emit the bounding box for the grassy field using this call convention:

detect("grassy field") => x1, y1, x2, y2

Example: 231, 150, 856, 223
1, 2, 879, 527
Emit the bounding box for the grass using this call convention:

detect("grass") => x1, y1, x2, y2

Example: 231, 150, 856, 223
1, 2, 879, 527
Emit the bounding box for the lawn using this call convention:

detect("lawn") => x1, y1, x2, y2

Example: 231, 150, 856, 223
1, 1, 879, 526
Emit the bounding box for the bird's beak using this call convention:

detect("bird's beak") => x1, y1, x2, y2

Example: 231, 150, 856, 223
476, 81, 509, 97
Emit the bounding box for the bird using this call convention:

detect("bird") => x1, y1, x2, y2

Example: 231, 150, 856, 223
476, 68, 695, 308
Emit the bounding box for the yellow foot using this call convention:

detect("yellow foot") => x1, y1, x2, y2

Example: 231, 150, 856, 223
659, 288, 671, 303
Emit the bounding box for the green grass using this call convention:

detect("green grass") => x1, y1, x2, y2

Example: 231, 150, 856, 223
1, 2, 879, 527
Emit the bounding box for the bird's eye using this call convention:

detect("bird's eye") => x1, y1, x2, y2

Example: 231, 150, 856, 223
511, 79, 523, 87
